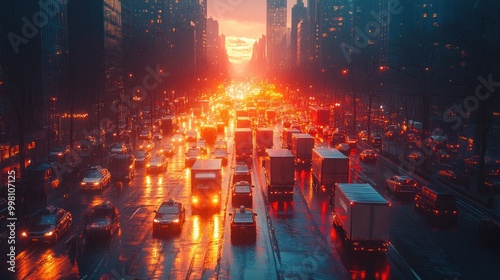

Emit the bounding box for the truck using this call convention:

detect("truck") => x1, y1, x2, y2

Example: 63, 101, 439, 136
191, 159, 222, 214
282, 128, 301, 150
255, 128, 274, 156
263, 149, 295, 200
291, 133, 315, 166
161, 115, 176, 136
265, 110, 276, 124
234, 128, 253, 159
311, 148, 349, 193
236, 117, 252, 129
200, 123, 217, 144
108, 154, 135, 182
333, 183, 390, 252
310, 106, 330, 128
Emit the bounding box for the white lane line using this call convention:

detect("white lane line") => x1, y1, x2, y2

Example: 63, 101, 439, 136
129, 207, 141, 220
389, 243, 422, 280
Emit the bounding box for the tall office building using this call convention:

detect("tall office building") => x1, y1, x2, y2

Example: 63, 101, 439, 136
68, 0, 123, 117
266, 0, 287, 71
291, 0, 307, 67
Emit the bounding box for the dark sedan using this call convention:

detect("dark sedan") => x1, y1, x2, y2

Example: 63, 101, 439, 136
229, 206, 257, 244
84, 202, 120, 243
153, 198, 186, 237
21, 206, 72, 244
232, 181, 254, 208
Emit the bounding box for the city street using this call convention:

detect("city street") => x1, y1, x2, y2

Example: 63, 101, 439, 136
2, 120, 499, 280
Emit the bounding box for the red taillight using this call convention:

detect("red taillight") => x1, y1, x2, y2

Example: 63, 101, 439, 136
434, 210, 439, 215
453, 210, 457, 214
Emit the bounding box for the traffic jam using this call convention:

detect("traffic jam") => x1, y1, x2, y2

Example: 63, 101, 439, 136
1, 82, 500, 279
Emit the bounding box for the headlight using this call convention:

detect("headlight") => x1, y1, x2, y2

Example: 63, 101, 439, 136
154, 219, 159, 223
146, 164, 150, 168
44, 231, 53, 236
212, 197, 219, 204
173, 219, 180, 223
93, 182, 100, 186
21, 231, 27, 237
192, 197, 199, 204
81, 182, 85, 185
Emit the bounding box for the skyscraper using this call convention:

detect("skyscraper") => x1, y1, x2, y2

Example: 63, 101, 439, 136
291, 0, 307, 67
266, 0, 287, 72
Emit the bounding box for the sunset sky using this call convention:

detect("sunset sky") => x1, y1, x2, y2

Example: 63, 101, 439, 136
207, 0, 297, 67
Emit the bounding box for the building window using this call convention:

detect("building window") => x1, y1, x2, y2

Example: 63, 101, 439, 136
423, 13, 427, 18
433, 13, 437, 18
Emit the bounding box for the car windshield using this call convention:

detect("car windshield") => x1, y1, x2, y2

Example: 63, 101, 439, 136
187, 149, 200, 156
36, 215, 56, 225
234, 185, 251, 193
136, 151, 146, 157
90, 209, 113, 219
151, 157, 164, 163
87, 172, 101, 178
233, 212, 254, 223
158, 205, 179, 214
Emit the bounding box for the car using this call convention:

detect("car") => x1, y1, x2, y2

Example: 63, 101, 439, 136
153, 132, 162, 141
386, 175, 418, 196
138, 140, 154, 151
196, 139, 208, 154
229, 206, 257, 244
110, 142, 127, 154
21, 206, 72, 244
414, 187, 457, 225
48, 147, 70, 163
153, 198, 186, 236
384, 130, 395, 140
232, 181, 254, 208
159, 143, 176, 156
186, 130, 197, 142
358, 130, 368, 141
346, 134, 358, 148
171, 133, 185, 144
408, 150, 426, 163
483, 177, 500, 194
445, 142, 460, 153
185, 147, 202, 167
435, 149, 450, 162
176, 127, 186, 135
80, 166, 111, 190
330, 133, 346, 147
214, 139, 227, 150
147, 154, 168, 173
213, 148, 229, 166
233, 162, 252, 184
335, 143, 351, 156
84, 201, 120, 242
139, 130, 152, 140
359, 149, 378, 162
108, 154, 135, 182
135, 150, 151, 166
438, 170, 470, 186
371, 136, 383, 147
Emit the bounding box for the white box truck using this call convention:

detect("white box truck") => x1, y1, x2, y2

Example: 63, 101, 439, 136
263, 149, 295, 201
291, 133, 315, 166
311, 148, 349, 193
333, 183, 390, 252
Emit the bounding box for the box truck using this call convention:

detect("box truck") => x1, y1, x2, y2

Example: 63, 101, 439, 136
311, 148, 349, 193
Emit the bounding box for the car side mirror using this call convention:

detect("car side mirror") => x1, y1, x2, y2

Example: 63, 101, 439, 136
253, 213, 258, 216
252, 185, 255, 188
153, 210, 157, 213
228, 213, 232, 216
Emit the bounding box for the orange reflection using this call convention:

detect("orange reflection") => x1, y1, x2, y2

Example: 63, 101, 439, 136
213, 215, 220, 240
192, 215, 200, 240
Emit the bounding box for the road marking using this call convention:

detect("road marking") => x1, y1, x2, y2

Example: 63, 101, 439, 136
129, 207, 141, 220
389, 243, 422, 280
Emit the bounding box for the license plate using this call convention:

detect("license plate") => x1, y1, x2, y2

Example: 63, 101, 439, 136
161, 225, 169, 228
240, 227, 246, 230
32, 238, 39, 242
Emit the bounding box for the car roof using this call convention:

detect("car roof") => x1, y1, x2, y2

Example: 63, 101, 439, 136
233, 208, 255, 223
394, 175, 412, 180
